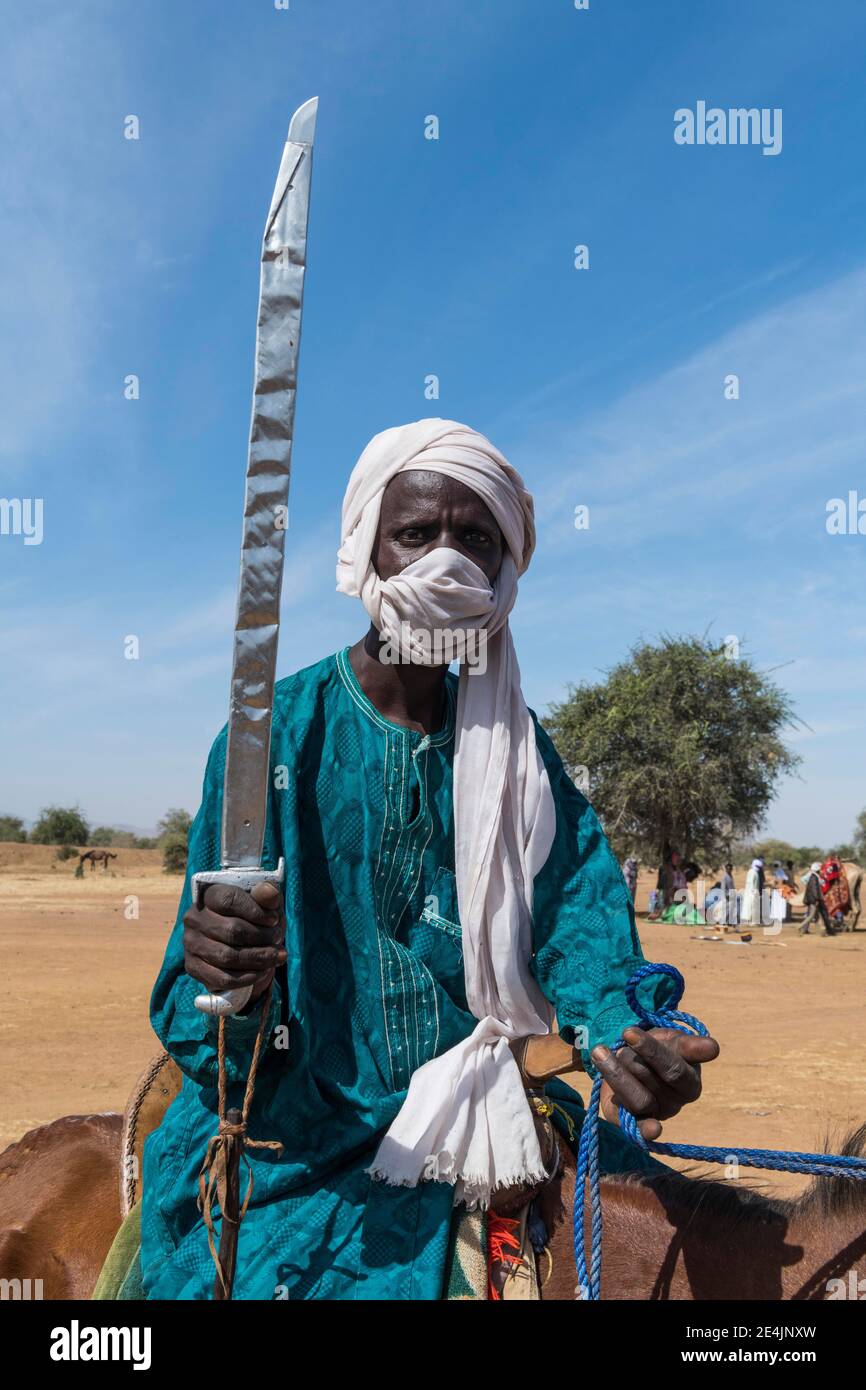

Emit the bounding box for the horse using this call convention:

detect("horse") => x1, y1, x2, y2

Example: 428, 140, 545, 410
77, 850, 118, 872
840, 862, 863, 931
545, 1127, 866, 1299
0, 1114, 122, 1300
2, 1104, 864, 1301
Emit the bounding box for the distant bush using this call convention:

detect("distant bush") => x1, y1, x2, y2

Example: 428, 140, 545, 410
159, 808, 191, 873
56, 845, 79, 862
162, 833, 188, 875
158, 809, 192, 842
0, 815, 27, 842
89, 827, 142, 849
30, 805, 89, 847
735, 839, 828, 869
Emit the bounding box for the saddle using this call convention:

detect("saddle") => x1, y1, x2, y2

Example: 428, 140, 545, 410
488, 1034, 580, 1217
119, 1033, 581, 1219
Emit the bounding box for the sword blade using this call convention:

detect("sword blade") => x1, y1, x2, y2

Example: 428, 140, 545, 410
221, 97, 318, 869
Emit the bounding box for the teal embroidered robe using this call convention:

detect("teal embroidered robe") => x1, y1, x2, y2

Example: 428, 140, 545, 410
142, 648, 668, 1300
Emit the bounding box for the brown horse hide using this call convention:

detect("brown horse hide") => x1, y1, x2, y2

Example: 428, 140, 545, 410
0, 1113, 122, 1300
2, 1104, 865, 1300
546, 1131, 866, 1301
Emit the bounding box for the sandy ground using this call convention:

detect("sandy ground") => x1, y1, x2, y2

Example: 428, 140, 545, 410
0, 849, 863, 1198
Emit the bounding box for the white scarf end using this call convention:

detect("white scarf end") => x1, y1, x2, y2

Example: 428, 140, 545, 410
366, 1147, 457, 1189
367, 1149, 550, 1211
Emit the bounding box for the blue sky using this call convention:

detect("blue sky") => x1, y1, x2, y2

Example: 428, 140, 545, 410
2, 0, 865, 845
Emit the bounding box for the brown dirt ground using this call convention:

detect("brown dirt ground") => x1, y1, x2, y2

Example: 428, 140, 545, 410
0, 850, 862, 1198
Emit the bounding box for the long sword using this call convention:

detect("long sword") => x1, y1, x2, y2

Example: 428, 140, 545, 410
193, 97, 318, 1018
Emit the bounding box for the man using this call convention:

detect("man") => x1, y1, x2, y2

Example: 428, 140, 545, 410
719, 861, 737, 927
783, 859, 799, 922
801, 862, 838, 936
622, 855, 639, 904
144, 420, 718, 1300
741, 857, 765, 925
767, 861, 790, 931
651, 845, 685, 918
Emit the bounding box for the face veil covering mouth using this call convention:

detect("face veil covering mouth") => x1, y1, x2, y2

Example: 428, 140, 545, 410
337, 418, 557, 1208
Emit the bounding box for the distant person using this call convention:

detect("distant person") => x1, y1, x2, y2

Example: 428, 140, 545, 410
819, 853, 851, 925
649, 847, 672, 920
771, 860, 797, 924
721, 861, 738, 926
653, 846, 686, 917
801, 862, 839, 936
704, 869, 725, 927
741, 857, 765, 926
783, 859, 799, 921
768, 863, 788, 931
671, 850, 688, 897
622, 855, 638, 904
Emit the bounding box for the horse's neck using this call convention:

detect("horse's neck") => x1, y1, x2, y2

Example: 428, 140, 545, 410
778, 1209, 866, 1301
599, 1178, 866, 1301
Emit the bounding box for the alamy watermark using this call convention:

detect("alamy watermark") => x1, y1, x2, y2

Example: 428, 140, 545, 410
826, 1269, 866, 1300
0, 1277, 43, 1299
50, 1320, 151, 1370
674, 102, 782, 157
0, 497, 43, 545
672, 879, 784, 934
826, 491, 866, 535
378, 622, 488, 674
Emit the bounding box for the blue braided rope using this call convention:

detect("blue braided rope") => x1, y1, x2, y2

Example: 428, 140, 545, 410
573, 961, 866, 1301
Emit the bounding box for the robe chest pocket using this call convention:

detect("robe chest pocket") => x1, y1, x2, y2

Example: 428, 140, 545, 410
420, 866, 462, 946
407, 866, 465, 997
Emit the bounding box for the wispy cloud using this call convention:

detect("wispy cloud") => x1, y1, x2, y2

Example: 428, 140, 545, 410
518, 263, 866, 555
509, 264, 866, 843
0, 7, 131, 472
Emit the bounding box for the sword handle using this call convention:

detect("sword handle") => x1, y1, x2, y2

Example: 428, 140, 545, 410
191, 858, 286, 1017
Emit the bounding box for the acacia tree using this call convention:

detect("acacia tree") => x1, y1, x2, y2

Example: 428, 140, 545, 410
30, 805, 89, 846
853, 809, 866, 863
543, 635, 801, 864
157, 808, 192, 841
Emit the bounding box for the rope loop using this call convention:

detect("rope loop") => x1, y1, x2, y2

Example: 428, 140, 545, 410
624, 960, 708, 1038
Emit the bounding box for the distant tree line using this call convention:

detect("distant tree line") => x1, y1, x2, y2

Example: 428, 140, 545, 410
0, 806, 193, 873
731, 836, 862, 870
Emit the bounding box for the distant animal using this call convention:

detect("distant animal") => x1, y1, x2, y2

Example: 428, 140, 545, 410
841, 862, 863, 931
77, 850, 118, 872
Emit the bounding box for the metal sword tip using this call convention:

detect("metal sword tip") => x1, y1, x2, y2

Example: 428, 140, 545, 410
288, 96, 318, 146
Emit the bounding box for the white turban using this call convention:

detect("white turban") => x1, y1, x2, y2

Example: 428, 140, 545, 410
337, 418, 557, 1207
